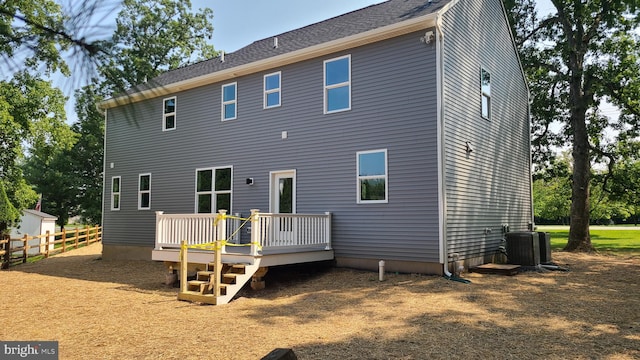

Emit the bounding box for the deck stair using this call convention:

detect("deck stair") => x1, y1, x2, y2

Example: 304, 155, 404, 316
178, 260, 261, 305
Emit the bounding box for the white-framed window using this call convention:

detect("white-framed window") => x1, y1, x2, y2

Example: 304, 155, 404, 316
324, 54, 351, 114
138, 173, 151, 210
111, 176, 121, 211
163, 96, 176, 131
195, 167, 232, 213
222, 83, 237, 121
264, 72, 281, 109
481, 68, 491, 120
357, 149, 388, 204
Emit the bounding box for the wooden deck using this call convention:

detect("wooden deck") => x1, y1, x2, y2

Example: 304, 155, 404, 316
152, 210, 334, 268
153, 210, 334, 305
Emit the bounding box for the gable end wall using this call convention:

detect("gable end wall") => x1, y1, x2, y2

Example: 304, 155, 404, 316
441, 0, 532, 262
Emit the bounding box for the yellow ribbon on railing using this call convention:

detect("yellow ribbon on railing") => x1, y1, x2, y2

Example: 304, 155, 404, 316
213, 213, 252, 226
182, 211, 263, 252
185, 239, 263, 251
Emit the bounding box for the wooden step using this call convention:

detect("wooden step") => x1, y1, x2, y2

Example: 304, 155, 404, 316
187, 280, 227, 295
222, 273, 239, 284
178, 290, 218, 305
197, 270, 215, 281
197, 271, 239, 283
178, 260, 261, 305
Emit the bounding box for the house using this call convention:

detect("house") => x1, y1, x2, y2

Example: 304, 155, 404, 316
10, 210, 57, 255
100, 0, 531, 286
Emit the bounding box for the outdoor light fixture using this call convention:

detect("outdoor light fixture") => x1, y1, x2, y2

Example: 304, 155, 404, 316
246, 178, 254, 185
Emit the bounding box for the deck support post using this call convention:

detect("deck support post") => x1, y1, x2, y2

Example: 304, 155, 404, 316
179, 240, 187, 294
216, 210, 227, 253
250, 209, 260, 256
324, 212, 332, 250
213, 240, 222, 297
251, 267, 269, 290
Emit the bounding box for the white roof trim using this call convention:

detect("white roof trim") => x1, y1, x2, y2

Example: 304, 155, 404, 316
100, 11, 443, 109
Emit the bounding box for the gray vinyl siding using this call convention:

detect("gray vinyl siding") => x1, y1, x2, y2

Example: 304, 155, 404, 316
103, 30, 441, 263
441, 0, 532, 260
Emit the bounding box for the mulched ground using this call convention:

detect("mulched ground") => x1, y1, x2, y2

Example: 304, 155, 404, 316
1, 243, 638, 359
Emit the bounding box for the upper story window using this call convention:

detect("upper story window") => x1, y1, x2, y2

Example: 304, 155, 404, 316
196, 167, 232, 213
324, 55, 351, 114
163, 97, 176, 131
264, 72, 281, 109
357, 149, 388, 204
138, 173, 151, 210
111, 176, 121, 211
481, 68, 491, 120
222, 83, 237, 121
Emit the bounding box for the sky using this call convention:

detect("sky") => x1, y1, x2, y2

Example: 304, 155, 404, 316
201, 0, 386, 53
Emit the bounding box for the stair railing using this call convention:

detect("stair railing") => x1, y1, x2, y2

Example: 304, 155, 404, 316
179, 212, 227, 298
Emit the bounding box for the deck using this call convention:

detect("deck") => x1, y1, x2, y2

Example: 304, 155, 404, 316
152, 210, 334, 267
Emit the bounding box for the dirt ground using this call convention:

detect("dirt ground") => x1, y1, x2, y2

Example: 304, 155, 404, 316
1, 243, 638, 360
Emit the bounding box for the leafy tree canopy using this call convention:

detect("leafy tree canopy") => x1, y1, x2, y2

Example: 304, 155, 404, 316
504, 0, 640, 251
101, 0, 216, 94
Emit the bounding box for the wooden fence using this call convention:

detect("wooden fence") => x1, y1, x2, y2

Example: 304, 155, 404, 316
1, 225, 102, 269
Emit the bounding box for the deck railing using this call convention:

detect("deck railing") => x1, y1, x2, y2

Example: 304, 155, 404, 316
155, 211, 240, 250
254, 212, 332, 250
155, 210, 331, 256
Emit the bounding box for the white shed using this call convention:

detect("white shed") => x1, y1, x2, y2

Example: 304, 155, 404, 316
10, 210, 58, 255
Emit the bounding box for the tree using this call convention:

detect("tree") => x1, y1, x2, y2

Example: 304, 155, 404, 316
66, 0, 217, 224
533, 177, 571, 224
505, 0, 640, 251
0, 180, 19, 237
69, 85, 105, 225
100, 0, 216, 94
607, 146, 640, 225
24, 150, 77, 229
0, 72, 75, 216
0, 0, 118, 78
1, 0, 116, 227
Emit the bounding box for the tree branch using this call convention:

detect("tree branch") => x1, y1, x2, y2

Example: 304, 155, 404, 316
0, 9, 104, 56
517, 16, 561, 46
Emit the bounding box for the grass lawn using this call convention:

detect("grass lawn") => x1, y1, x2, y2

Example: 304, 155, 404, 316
537, 226, 640, 255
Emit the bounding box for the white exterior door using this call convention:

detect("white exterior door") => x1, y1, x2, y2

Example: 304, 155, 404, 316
270, 170, 296, 214
270, 170, 296, 244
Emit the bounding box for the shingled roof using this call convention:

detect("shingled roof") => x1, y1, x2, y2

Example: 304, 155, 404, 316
108, 0, 454, 105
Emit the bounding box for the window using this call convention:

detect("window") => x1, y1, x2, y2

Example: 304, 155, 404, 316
163, 97, 176, 131
264, 72, 281, 109
222, 83, 237, 121
111, 176, 121, 210
138, 174, 151, 210
196, 167, 232, 213
481, 68, 491, 119
357, 149, 388, 203
324, 55, 351, 113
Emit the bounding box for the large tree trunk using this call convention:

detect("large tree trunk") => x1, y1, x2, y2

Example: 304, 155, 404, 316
565, 67, 595, 252
566, 114, 594, 251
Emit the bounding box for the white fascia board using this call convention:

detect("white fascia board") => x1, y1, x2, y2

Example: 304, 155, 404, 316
100, 12, 441, 109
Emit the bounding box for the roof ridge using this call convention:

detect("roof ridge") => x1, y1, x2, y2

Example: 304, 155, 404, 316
244, 0, 390, 48
116, 0, 451, 98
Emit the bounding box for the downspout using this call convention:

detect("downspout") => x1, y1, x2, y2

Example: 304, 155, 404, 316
435, 15, 450, 278
435, 14, 469, 284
